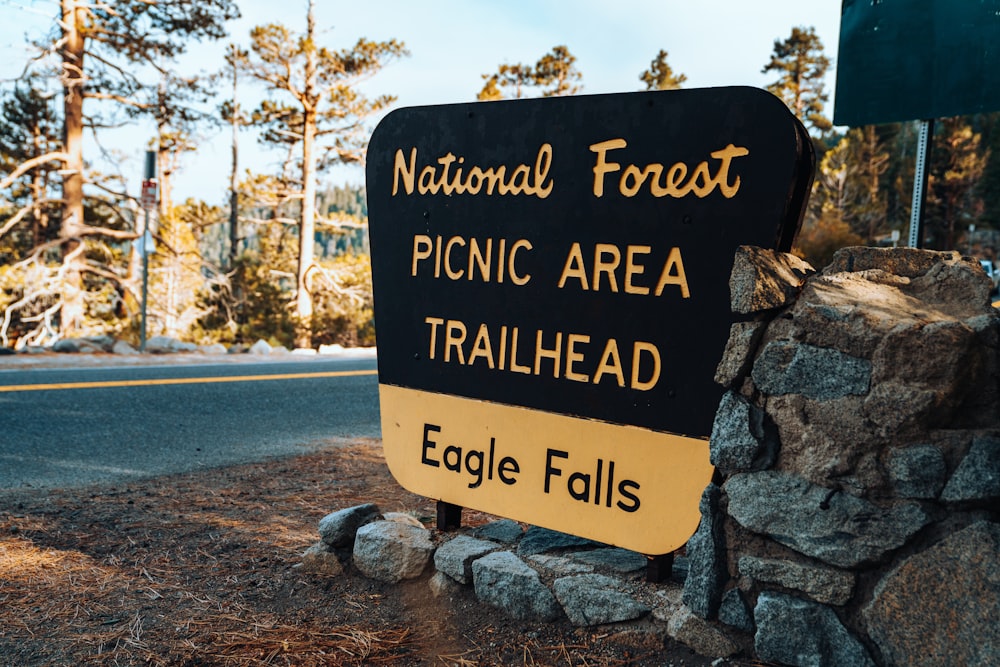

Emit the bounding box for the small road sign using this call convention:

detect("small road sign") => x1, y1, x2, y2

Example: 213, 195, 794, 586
136, 229, 156, 257
140, 179, 157, 209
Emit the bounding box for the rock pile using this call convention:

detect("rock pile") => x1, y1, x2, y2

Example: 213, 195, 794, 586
301, 504, 745, 657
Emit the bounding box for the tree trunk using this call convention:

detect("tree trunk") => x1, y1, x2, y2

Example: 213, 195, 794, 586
229, 45, 240, 271
60, 0, 87, 337
294, 0, 318, 349
157, 80, 171, 220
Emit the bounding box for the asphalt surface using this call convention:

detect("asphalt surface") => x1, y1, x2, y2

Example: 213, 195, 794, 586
0, 352, 381, 492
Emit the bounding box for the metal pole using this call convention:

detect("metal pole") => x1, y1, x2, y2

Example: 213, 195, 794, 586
140, 208, 149, 353
908, 119, 934, 248
140, 149, 156, 353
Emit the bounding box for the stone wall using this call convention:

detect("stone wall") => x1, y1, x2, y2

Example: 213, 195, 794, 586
687, 246, 1000, 666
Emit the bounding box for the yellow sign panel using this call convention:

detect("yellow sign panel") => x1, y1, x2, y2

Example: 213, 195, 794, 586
380, 384, 714, 555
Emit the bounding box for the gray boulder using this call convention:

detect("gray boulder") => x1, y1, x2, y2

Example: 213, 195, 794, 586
710, 391, 774, 474
81, 335, 114, 352
472, 519, 524, 544
516, 527, 600, 557
552, 573, 649, 626
52, 338, 81, 353
715, 320, 767, 388
565, 547, 646, 574
887, 444, 947, 499
526, 554, 593, 576
428, 570, 463, 598
667, 605, 740, 659
318, 503, 380, 549
53, 336, 112, 353
111, 339, 139, 355
738, 556, 855, 606
941, 435, 1000, 503
382, 512, 423, 527
752, 341, 871, 400
717, 588, 753, 633
248, 339, 272, 355
754, 592, 875, 667
145, 335, 197, 353
682, 484, 727, 618
472, 551, 561, 621
434, 535, 497, 584
352, 520, 434, 583
823, 246, 994, 305
724, 471, 928, 567
300, 542, 344, 576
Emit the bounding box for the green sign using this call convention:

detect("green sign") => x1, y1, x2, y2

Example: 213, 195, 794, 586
834, 0, 1000, 126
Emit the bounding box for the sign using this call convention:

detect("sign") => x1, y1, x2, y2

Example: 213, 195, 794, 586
136, 229, 156, 257
366, 87, 813, 554
140, 179, 158, 209
834, 0, 1000, 126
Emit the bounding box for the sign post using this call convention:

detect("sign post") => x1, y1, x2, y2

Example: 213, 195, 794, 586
366, 88, 813, 555
907, 119, 934, 249
140, 150, 157, 353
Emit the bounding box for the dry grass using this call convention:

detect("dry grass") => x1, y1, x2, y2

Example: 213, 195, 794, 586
1, 439, 728, 666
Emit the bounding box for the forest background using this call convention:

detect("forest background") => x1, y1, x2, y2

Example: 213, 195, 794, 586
1, 0, 997, 351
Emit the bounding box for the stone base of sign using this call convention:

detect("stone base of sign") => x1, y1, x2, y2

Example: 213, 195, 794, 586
303, 507, 736, 657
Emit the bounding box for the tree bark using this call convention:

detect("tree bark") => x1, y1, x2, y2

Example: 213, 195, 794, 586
294, 0, 318, 349
60, 0, 87, 336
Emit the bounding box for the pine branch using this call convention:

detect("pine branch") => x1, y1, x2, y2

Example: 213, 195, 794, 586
0, 151, 68, 190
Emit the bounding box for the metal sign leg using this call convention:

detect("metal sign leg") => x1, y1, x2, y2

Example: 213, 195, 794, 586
908, 119, 935, 249
436, 501, 463, 531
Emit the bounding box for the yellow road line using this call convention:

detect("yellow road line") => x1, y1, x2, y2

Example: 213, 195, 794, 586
0, 369, 378, 393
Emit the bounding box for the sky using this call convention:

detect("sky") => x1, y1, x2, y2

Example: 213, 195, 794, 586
1, 0, 843, 205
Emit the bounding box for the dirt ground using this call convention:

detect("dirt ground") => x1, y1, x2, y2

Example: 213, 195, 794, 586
0, 437, 752, 666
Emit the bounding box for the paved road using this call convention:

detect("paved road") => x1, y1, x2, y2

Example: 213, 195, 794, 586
0, 357, 380, 491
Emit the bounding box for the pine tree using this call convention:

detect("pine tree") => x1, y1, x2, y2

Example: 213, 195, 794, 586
811, 126, 890, 243
0, 78, 62, 258
762, 26, 832, 135
925, 117, 987, 250
478, 46, 583, 100
975, 112, 1000, 230
6, 0, 239, 344
221, 44, 251, 271
639, 50, 687, 91
150, 198, 209, 338
238, 0, 406, 348
477, 63, 534, 100
534, 46, 582, 97
477, 74, 504, 101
